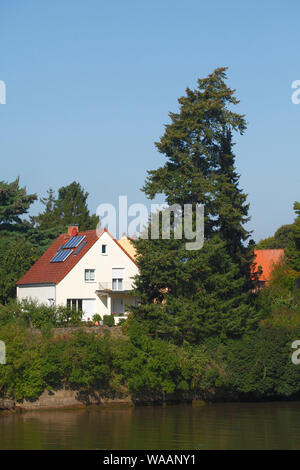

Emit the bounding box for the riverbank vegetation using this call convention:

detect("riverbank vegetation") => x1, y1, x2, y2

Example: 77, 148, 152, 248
0, 283, 299, 404
0, 68, 299, 406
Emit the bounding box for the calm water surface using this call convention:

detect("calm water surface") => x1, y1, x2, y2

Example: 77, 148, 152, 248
1, 402, 300, 450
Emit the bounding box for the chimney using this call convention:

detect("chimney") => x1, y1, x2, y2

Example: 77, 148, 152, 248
68, 225, 79, 236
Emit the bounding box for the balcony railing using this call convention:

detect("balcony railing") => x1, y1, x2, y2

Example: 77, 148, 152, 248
97, 281, 134, 292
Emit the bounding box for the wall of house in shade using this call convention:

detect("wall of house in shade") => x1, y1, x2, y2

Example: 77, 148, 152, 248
17, 283, 56, 305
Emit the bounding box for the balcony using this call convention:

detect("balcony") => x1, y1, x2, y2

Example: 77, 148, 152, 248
96, 281, 134, 293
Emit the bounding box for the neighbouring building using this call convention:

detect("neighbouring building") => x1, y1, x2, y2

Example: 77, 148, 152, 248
251, 249, 285, 288
16, 226, 139, 323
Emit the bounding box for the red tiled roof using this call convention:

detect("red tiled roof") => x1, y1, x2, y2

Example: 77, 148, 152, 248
17, 228, 136, 286
251, 249, 285, 282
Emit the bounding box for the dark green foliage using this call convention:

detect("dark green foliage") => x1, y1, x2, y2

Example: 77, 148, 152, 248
256, 262, 300, 321
256, 201, 300, 276
118, 322, 190, 396
58, 330, 112, 392
92, 314, 102, 323
226, 324, 300, 398
0, 299, 82, 328
33, 182, 99, 237
134, 234, 259, 344
133, 68, 257, 343
0, 238, 39, 304
0, 325, 113, 400
1, 314, 300, 403
286, 202, 300, 274
256, 224, 294, 250
103, 314, 115, 327
0, 179, 39, 304
0, 179, 100, 304
0, 178, 36, 229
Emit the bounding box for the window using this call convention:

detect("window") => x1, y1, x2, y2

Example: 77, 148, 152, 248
101, 244, 107, 255
85, 269, 95, 282
112, 278, 123, 290
67, 299, 82, 311
112, 267, 124, 290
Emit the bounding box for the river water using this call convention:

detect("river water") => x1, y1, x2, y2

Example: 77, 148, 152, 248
0, 402, 300, 450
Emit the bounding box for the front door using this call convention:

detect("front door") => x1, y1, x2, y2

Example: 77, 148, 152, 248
112, 297, 125, 314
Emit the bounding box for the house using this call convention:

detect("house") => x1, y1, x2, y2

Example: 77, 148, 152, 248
16, 227, 285, 323
251, 249, 285, 288
16, 226, 139, 323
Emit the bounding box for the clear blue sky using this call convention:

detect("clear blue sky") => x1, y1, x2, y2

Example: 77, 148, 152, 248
1, 0, 299, 242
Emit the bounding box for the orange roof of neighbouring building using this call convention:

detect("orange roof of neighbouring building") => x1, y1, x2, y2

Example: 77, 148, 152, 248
251, 249, 285, 282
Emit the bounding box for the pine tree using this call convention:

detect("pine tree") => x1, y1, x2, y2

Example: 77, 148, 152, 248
0, 178, 37, 232
133, 68, 258, 344
33, 182, 99, 236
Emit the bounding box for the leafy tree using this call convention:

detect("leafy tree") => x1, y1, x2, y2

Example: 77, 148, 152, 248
226, 324, 300, 398
132, 67, 258, 344
256, 201, 300, 281
286, 202, 300, 274
256, 224, 294, 250
0, 238, 39, 304
256, 202, 300, 253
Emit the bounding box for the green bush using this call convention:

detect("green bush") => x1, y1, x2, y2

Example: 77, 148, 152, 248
103, 314, 114, 327
0, 299, 82, 329
0, 325, 115, 401
92, 314, 102, 323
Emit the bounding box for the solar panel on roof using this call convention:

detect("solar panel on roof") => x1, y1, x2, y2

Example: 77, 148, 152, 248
62, 235, 86, 249
50, 249, 73, 263
74, 240, 87, 255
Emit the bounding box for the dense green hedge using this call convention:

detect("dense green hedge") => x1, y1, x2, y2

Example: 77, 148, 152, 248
0, 265, 299, 403
0, 316, 300, 403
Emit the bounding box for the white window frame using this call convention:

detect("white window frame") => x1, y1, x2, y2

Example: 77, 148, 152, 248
85, 269, 96, 282
112, 267, 124, 291
112, 278, 123, 290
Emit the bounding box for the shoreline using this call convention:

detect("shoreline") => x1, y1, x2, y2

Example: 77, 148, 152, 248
1, 389, 299, 413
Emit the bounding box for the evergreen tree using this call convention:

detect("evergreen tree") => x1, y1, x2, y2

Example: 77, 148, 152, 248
0, 178, 37, 233
55, 181, 99, 230
33, 188, 57, 229
133, 68, 258, 344
32, 182, 99, 247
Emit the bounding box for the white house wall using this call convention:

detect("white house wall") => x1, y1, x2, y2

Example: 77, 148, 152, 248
17, 284, 56, 305
55, 231, 138, 317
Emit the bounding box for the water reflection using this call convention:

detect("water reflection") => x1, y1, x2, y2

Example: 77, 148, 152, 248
1, 402, 300, 449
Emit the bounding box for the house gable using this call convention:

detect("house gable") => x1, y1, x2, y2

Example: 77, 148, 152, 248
16, 229, 136, 287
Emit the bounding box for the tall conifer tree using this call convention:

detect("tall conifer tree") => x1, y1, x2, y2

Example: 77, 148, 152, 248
133, 68, 258, 344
